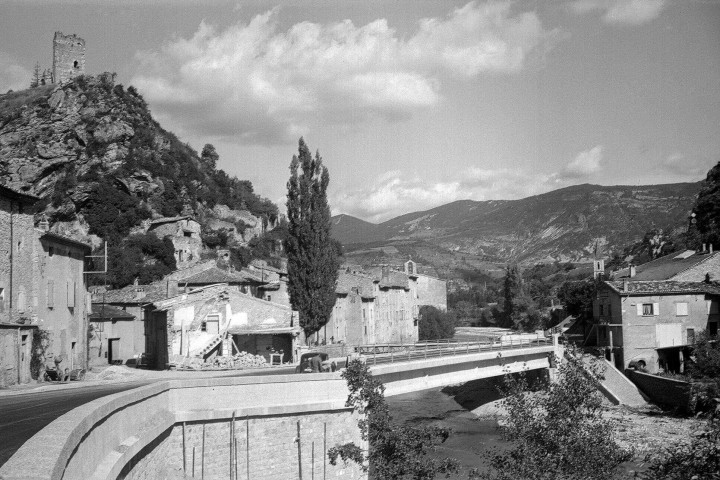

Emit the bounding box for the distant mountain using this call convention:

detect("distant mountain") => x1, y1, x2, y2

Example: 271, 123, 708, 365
332, 182, 701, 277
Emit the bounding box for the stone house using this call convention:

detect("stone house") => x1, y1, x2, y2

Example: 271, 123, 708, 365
593, 280, 720, 374
249, 260, 290, 306
1, 185, 91, 386
0, 185, 40, 387
90, 279, 177, 369
152, 284, 300, 364
147, 216, 202, 266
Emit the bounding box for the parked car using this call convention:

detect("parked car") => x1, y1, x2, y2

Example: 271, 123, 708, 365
295, 352, 337, 373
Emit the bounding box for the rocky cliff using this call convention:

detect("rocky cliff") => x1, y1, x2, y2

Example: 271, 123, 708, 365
0, 74, 276, 244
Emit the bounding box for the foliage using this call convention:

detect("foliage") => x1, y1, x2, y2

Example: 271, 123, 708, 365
30, 329, 51, 380
688, 331, 720, 380
201, 143, 219, 170
637, 407, 720, 480
328, 359, 460, 479
82, 179, 151, 243
106, 233, 176, 288
501, 264, 549, 331
418, 306, 457, 340
694, 160, 720, 248
557, 279, 597, 318
284, 138, 341, 336
201, 227, 230, 249
472, 346, 633, 480
502, 264, 521, 328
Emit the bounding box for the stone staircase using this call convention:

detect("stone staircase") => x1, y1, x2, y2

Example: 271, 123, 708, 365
582, 355, 648, 407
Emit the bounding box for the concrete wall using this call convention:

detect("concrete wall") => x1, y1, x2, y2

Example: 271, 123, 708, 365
625, 369, 692, 411
0, 375, 366, 480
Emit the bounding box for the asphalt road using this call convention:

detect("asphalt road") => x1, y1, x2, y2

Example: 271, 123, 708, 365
0, 367, 296, 468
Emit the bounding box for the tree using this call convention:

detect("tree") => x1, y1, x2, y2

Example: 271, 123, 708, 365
328, 360, 459, 479
472, 345, 633, 480
284, 138, 341, 337
201, 143, 219, 170
418, 306, 456, 340
30, 62, 41, 88
557, 280, 597, 318
502, 264, 521, 328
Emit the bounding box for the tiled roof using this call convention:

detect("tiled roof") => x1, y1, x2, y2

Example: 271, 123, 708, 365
148, 216, 192, 225
94, 280, 171, 304
89, 304, 135, 320
179, 267, 265, 285
39, 231, 92, 252
604, 280, 720, 296
336, 272, 375, 298
379, 271, 410, 290
614, 251, 720, 281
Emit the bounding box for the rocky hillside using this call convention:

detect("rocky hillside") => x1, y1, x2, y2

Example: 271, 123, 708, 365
0, 74, 276, 244
333, 183, 701, 276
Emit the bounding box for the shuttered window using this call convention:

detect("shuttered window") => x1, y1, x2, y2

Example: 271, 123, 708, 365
47, 280, 54, 308
67, 281, 75, 308
637, 303, 659, 316
676, 302, 688, 316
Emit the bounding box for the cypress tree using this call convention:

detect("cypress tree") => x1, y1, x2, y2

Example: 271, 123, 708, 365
284, 138, 340, 338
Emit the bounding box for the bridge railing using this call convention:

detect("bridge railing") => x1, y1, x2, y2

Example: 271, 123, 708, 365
356, 335, 552, 366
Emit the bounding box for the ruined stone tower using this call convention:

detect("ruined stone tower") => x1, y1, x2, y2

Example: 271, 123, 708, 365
52, 32, 85, 84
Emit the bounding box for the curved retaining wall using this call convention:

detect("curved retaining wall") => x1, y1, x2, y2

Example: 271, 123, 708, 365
0, 374, 365, 480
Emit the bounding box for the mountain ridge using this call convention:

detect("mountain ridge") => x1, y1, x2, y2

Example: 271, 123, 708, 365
332, 181, 701, 275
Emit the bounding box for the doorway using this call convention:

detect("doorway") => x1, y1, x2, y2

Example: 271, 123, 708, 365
108, 338, 120, 364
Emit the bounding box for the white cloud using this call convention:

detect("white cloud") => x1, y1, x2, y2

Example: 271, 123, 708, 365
0, 53, 31, 93
130, 1, 553, 145
560, 145, 603, 179
571, 0, 666, 25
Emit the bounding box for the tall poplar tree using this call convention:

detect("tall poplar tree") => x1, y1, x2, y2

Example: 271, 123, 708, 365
285, 138, 340, 338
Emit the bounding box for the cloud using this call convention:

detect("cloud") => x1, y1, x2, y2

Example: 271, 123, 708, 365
0, 53, 31, 93
560, 145, 603, 179
130, 1, 553, 145
331, 166, 567, 223
571, 0, 666, 25
661, 152, 713, 179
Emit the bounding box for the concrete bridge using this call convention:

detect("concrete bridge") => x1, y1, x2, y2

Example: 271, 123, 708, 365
0, 340, 556, 480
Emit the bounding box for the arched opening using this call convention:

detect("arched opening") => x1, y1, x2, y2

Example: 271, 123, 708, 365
73, 60, 79, 69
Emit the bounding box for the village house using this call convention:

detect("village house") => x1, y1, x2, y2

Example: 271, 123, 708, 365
593, 279, 720, 374
147, 216, 202, 265
248, 259, 290, 306
151, 284, 300, 365
0, 184, 91, 386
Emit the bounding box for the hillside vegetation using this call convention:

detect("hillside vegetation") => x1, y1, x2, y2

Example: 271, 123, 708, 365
0, 74, 280, 286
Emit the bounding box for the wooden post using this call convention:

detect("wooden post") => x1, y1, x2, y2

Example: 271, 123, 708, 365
201, 424, 205, 480
230, 411, 235, 480
182, 422, 187, 473
246, 417, 250, 480
297, 421, 303, 480
323, 422, 327, 480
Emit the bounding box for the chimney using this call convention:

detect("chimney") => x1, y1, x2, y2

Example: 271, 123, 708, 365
622, 279, 629, 292
703, 243, 707, 253
167, 279, 179, 298
629, 264, 636, 278
37, 215, 50, 232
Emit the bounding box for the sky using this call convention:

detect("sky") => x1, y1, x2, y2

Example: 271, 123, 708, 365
1, 0, 719, 223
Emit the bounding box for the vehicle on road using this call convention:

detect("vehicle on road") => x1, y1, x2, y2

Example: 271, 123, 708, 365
295, 352, 337, 373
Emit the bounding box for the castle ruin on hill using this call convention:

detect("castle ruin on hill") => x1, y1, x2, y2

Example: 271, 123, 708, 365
52, 32, 85, 84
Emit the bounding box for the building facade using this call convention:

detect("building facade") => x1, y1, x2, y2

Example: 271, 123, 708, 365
147, 216, 202, 266
593, 280, 720, 373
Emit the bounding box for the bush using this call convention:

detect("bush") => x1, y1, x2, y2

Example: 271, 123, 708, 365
472, 345, 634, 480
419, 306, 456, 340
328, 360, 460, 479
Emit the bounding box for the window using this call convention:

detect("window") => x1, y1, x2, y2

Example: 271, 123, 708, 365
48, 247, 54, 257
599, 304, 604, 316
637, 303, 659, 316
17, 290, 26, 313
201, 321, 207, 332
687, 328, 695, 344
47, 280, 54, 308
676, 302, 688, 316
0, 287, 4, 312
184, 231, 192, 238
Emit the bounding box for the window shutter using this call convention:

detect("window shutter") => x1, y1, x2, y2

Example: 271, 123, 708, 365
653, 303, 660, 316
67, 281, 75, 307
17, 291, 26, 313
636, 304, 643, 316
47, 280, 54, 308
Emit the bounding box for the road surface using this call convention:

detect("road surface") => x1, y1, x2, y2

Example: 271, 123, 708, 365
0, 367, 295, 468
